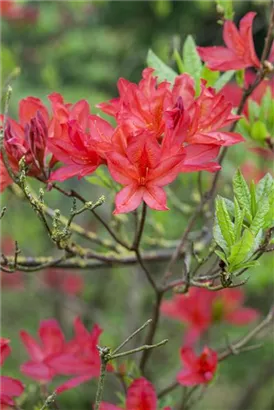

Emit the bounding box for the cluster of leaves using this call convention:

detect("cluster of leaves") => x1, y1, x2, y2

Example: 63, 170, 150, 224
214, 170, 273, 277
237, 87, 274, 149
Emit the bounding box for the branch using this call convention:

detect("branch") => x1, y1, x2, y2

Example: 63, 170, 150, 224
1, 247, 186, 271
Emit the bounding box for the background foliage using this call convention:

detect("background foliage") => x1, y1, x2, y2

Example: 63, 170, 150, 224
1, 1, 273, 409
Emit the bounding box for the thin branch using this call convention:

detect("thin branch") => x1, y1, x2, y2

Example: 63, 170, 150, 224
112, 319, 152, 355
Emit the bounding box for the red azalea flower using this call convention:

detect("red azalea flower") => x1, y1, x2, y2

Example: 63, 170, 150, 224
20, 319, 66, 383
197, 12, 261, 71
0, 154, 13, 192
43, 269, 84, 296
97, 68, 171, 140
168, 74, 243, 147
98, 69, 242, 149
177, 346, 218, 386
100, 377, 171, 410
0, 96, 53, 190
48, 93, 114, 182
0, 338, 24, 408
0, 237, 24, 290
161, 288, 259, 345
49, 317, 103, 393
107, 132, 186, 214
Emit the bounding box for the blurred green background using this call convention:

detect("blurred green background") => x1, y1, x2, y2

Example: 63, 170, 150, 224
1, 1, 273, 409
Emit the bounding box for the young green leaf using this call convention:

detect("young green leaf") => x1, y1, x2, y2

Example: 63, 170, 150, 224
228, 229, 254, 270
264, 186, 274, 228
250, 180, 257, 218
182, 35, 202, 93
256, 173, 273, 203
233, 170, 252, 221
173, 48, 184, 73
250, 197, 269, 236
215, 249, 228, 264
215, 196, 235, 247
213, 70, 235, 92
234, 197, 245, 240
213, 221, 229, 255
147, 49, 177, 83
251, 121, 268, 141
201, 65, 219, 87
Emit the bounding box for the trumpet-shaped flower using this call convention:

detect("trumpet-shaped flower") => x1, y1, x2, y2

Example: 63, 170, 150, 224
197, 12, 261, 70
177, 346, 218, 386
0, 338, 24, 408
100, 377, 171, 410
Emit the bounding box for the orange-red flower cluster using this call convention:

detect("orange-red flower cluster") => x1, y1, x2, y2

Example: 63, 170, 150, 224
1, 69, 243, 213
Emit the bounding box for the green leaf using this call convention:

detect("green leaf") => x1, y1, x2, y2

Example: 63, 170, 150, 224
233, 170, 252, 221
147, 49, 177, 83
201, 65, 220, 87
264, 186, 274, 228
234, 260, 260, 271
236, 69, 244, 88
250, 197, 269, 236
236, 117, 251, 139
215, 249, 228, 264
250, 180, 257, 218
182, 35, 202, 93
223, 198, 235, 216
215, 196, 235, 247
234, 197, 245, 240
248, 100, 260, 124
216, 0, 234, 20
213, 221, 229, 255
228, 229, 255, 269
256, 173, 273, 203
173, 49, 184, 73
259, 86, 272, 122
213, 70, 235, 92
85, 167, 115, 190
251, 121, 268, 141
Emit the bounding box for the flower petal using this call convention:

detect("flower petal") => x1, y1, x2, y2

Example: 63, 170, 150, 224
39, 319, 65, 357
20, 331, 44, 362
20, 361, 53, 382
0, 375, 24, 397
56, 374, 94, 393
113, 185, 144, 214
126, 377, 157, 410
143, 185, 169, 211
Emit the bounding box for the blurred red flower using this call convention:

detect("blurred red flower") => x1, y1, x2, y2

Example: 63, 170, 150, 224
0, 0, 38, 23
0, 338, 24, 409
161, 288, 259, 345
20, 319, 66, 383
50, 317, 103, 393
43, 269, 83, 296
100, 377, 171, 410
197, 12, 261, 70
177, 346, 218, 386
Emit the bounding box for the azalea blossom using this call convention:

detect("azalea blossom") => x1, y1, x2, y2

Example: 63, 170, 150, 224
98, 69, 242, 149
161, 288, 259, 345
100, 377, 171, 410
0, 96, 54, 190
197, 12, 261, 70
49, 317, 103, 392
177, 346, 218, 386
48, 93, 114, 182
0, 338, 24, 408
20, 318, 66, 383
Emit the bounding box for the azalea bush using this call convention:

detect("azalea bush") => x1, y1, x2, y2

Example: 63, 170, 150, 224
1, 1, 274, 409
